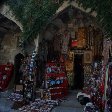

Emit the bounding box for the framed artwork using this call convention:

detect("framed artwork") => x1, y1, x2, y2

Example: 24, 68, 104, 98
84, 51, 92, 63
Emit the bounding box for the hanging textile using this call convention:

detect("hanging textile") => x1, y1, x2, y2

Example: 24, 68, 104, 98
65, 51, 74, 87
61, 30, 70, 54
103, 39, 112, 66
87, 25, 94, 49
104, 62, 112, 112
104, 65, 109, 101
77, 27, 86, 48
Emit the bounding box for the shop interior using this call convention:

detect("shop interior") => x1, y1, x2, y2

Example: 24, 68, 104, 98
38, 6, 103, 90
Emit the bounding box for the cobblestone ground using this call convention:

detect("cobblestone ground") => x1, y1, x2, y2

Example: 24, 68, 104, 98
0, 90, 84, 112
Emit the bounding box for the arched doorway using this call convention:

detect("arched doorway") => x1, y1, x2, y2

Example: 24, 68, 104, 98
14, 53, 24, 84
74, 54, 84, 89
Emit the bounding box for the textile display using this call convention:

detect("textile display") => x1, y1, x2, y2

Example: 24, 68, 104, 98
18, 99, 59, 112
61, 31, 70, 54
83, 102, 99, 112
102, 39, 112, 66
65, 60, 74, 72
77, 27, 86, 48
83, 61, 105, 111
19, 51, 37, 101
23, 80, 34, 101
45, 61, 68, 100
8, 92, 23, 102
104, 62, 112, 112
83, 64, 92, 75
0, 63, 14, 91
65, 51, 74, 87
8, 92, 59, 112
84, 64, 92, 86
87, 26, 94, 49
66, 71, 74, 88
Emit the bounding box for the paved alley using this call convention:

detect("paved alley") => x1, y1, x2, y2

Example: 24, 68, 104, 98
52, 90, 84, 112
0, 90, 84, 112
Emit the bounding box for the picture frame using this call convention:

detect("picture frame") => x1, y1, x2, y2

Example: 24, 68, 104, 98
84, 51, 92, 63
15, 84, 23, 92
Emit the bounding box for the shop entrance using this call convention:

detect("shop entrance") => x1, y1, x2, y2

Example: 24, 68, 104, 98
74, 54, 84, 89
14, 53, 24, 84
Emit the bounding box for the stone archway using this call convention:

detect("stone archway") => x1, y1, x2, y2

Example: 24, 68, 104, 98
0, 13, 22, 64
0, 4, 23, 30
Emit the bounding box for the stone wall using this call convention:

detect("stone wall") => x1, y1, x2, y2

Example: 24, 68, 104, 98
0, 32, 21, 64
0, 5, 23, 30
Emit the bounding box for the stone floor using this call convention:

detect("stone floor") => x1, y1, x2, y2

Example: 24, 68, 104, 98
0, 90, 17, 112
52, 90, 84, 112
0, 90, 84, 112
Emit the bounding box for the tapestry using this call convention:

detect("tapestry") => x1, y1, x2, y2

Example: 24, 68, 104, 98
61, 31, 70, 54
83, 64, 92, 75
65, 51, 74, 87
66, 71, 74, 87
77, 27, 86, 48
65, 51, 74, 71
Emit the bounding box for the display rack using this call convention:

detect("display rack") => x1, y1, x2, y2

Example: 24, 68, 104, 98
45, 61, 68, 100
